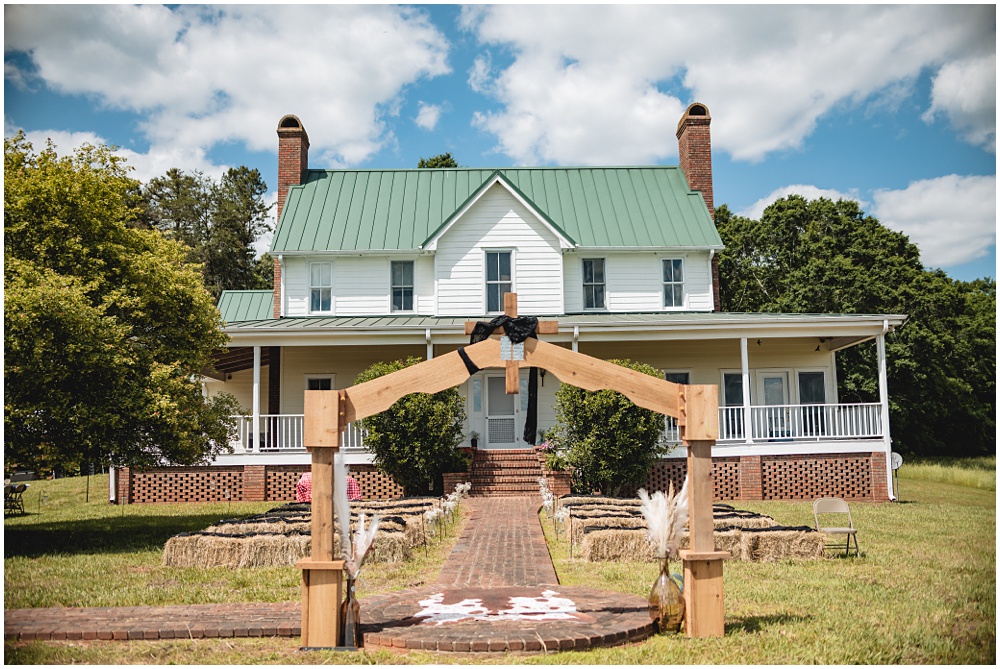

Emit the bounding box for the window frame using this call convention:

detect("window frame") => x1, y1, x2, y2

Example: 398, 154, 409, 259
484, 249, 514, 314
390, 259, 415, 313
304, 374, 336, 391
661, 257, 685, 309
309, 261, 334, 314
663, 370, 691, 386
581, 257, 607, 310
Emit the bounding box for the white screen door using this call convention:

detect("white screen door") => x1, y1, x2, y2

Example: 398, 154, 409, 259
758, 372, 790, 439
485, 375, 520, 448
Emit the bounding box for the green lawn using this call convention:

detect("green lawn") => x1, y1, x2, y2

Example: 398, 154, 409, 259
5, 463, 996, 664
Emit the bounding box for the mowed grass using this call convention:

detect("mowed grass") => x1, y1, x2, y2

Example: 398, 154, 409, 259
5, 462, 996, 664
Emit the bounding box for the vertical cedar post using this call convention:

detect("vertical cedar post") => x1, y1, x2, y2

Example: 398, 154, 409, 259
678, 384, 728, 638
297, 389, 346, 649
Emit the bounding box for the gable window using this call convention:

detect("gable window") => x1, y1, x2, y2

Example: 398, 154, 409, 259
310, 262, 333, 313
486, 251, 512, 313
662, 258, 684, 308
391, 260, 414, 312
582, 258, 606, 310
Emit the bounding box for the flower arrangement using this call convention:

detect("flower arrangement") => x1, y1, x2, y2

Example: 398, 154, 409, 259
333, 454, 382, 577
637, 477, 689, 560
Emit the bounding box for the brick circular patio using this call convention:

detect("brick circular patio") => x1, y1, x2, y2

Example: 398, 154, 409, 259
360, 584, 653, 652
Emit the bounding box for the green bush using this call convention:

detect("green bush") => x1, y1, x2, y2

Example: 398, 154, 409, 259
354, 357, 469, 496
550, 359, 666, 496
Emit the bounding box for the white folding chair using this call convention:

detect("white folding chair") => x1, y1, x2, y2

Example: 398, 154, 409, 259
813, 497, 859, 556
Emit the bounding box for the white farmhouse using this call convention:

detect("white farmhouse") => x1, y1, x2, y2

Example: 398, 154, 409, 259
113, 104, 904, 504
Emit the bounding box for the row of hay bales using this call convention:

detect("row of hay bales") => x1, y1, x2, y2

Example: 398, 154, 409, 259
162, 498, 444, 568
557, 496, 825, 563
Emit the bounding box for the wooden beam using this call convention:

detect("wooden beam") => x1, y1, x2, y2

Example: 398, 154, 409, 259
521, 338, 682, 418
341, 339, 503, 424
678, 384, 719, 441
303, 390, 342, 449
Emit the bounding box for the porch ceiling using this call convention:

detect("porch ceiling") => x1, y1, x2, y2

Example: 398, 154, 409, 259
221, 312, 906, 350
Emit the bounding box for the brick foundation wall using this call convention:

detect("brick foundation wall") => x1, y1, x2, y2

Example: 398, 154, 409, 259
115, 464, 403, 504
114, 452, 890, 503
623, 451, 888, 502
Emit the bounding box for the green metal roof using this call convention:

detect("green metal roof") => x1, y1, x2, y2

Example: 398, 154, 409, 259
217, 290, 274, 322
222, 312, 906, 331
270, 167, 722, 253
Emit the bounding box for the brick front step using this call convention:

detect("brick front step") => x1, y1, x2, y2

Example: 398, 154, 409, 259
469, 449, 545, 497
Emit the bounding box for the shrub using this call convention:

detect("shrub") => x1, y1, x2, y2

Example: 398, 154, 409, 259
354, 357, 469, 496
550, 359, 666, 496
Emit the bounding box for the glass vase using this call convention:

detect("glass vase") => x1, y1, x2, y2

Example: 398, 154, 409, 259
339, 576, 362, 649
648, 556, 684, 634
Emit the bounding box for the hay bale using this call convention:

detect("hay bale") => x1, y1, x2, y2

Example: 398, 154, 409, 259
744, 526, 825, 562
712, 513, 776, 530
560, 496, 641, 510
581, 528, 655, 562
571, 515, 648, 543
162, 533, 311, 568
206, 520, 310, 535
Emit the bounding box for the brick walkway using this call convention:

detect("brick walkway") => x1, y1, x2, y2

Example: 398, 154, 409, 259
5, 496, 652, 652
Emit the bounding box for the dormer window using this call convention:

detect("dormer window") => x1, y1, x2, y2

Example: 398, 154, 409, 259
662, 258, 684, 308
310, 262, 333, 313
391, 260, 414, 312
486, 251, 512, 313
582, 258, 606, 310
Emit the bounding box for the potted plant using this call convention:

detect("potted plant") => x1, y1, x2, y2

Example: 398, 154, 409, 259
469, 431, 479, 450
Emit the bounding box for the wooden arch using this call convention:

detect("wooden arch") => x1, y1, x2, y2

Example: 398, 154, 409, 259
298, 308, 728, 647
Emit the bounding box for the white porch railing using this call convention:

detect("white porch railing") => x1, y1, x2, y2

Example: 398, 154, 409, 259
229, 414, 367, 453
667, 402, 883, 444
231, 402, 883, 454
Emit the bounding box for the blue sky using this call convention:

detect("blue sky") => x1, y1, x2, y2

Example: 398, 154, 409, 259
5, 3, 996, 281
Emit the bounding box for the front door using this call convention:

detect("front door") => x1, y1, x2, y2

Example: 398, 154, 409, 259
757, 372, 790, 439
485, 375, 521, 449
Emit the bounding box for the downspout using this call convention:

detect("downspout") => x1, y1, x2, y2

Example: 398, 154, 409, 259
278, 254, 285, 317
425, 328, 433, 361
877, 320, 895, 500
572, 325, 579, 353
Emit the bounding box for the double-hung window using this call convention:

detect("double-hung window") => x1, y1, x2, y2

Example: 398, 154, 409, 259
582, 258, 606, 310
310, 262, 333, 313
662, 258, 684, 308
485, 251, 512, 313
391, 260, 414, 312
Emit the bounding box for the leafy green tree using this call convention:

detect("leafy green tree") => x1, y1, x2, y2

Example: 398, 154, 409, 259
354, 357, 469, 496
716, 196, 995, 456
550, 359, 667, 496
4, 133, 240, 472
417, 153, 458, 168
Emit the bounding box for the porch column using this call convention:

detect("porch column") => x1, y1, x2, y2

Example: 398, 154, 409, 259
252, 345, 261, 453
572, 325, 579, 353
740, 337, 752, 443
426, 328, 434, 360
876, 324, 895, 500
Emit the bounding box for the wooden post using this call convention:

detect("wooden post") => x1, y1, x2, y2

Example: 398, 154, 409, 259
678, 384, 728, 638
298, 390, 345, 649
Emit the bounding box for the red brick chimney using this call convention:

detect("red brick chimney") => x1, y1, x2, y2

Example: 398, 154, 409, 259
274, 115, 309, 318
676, 102, 720, 310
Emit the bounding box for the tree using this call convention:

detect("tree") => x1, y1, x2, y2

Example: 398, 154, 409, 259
417, 153, 458, 168
550, 359, 667, 496
4, 133, 240, 473
142, 166, 273, 300
354, 357, 469, 496
715, 196, 996, 457
142, 167, 211, 254
202, 166, 272, 299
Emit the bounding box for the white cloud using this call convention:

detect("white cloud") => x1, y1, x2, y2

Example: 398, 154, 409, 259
738, 185, 866, 221
463, 5, 996, 164
922, 54, 997, 152
415, 102, 443, 131
872, 175, 997, 269
4, 5, 451, 168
